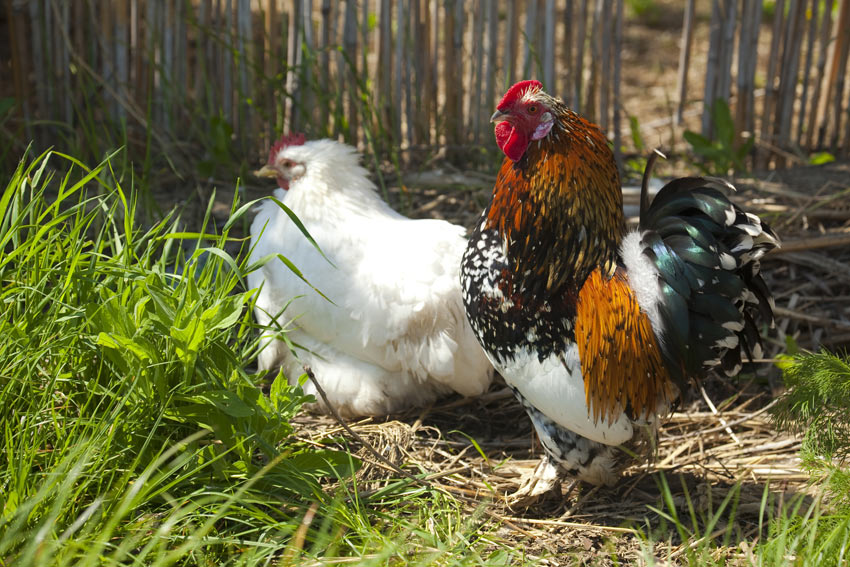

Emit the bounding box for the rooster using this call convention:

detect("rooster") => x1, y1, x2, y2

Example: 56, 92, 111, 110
461, 80, 778, 500
250, 134, 493, 417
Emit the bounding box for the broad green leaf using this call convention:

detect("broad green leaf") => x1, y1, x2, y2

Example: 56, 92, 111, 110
201, 293, 247, 331
191, 390, 255, 418
97, 332, 156, 362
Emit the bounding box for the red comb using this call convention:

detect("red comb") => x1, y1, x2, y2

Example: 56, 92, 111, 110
497, 80, 543, 110
268, 132, 307, 163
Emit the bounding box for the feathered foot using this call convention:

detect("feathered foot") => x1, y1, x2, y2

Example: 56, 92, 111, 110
507, 456, 562, 509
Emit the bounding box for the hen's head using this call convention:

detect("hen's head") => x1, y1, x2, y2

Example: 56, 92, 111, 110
491, 80, 558, 162
256, 132, 308, 190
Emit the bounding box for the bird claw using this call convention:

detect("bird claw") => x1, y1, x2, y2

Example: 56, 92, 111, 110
507, 457, 562, 509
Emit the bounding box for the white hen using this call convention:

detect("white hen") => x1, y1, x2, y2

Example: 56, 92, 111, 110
248, 135, 493, 417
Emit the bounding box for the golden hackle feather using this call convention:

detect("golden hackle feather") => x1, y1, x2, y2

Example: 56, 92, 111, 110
575, 268, 674, 423
486, 106, 625, 297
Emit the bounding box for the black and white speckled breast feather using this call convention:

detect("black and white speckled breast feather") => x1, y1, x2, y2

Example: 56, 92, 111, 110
460, 212, 577, 365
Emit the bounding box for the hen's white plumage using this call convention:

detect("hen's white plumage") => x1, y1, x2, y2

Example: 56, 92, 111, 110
248, 138, 493, 417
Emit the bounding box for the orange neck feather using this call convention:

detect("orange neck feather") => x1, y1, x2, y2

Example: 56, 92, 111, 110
486, 108, 625, 297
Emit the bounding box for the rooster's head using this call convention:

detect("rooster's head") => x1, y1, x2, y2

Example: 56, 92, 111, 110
490, 79, 557, 162
256, 132, 307, 190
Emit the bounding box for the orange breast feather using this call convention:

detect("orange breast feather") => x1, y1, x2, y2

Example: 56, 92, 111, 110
575, 268, 673, 424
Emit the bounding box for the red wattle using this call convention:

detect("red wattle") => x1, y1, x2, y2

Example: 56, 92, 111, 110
495, 122, 529, 162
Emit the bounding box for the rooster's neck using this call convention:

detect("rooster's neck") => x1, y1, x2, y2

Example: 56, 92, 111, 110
485, 109, 625, 297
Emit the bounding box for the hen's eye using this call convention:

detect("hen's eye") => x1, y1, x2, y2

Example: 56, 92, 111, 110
527, 105, 538, 114
281, 159, 295, 168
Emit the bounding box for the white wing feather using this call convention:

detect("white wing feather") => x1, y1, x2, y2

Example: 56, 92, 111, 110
493, 346, 634, 446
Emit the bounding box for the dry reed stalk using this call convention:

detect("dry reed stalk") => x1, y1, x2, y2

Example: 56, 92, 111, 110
599, 0, 612, 132
505, 0, 518, 87
304, 0, 315, 131
412, 0, 429, 145
224, 0, 235, 125
561, 0, 574, 105
612, 0, 623, 174
675, 0, 695, 126
285, 0, 301, 133
774, 0, 807, 167
443, 0, 457, 146
56, 0, 72, 124
332, 0, 344, 136
102, 2, 117, 121
195, 0, 207, 111
6, 0, 32, 141
164, 0, 175, 130
320, 0, 332, 133
472, 0, 486, 144
485, 0, 498, 116
190, 0, 207, 112
543, 0, 555, 92
264, 0, 278, 147
378, 0, 391, 141
46, 0, 58, 120
757, 0, 786, 168
145, 0, 157, 124
237, 0, 253, 149
805, 0, 834, 149
718, 0, 737, 103
826, 0, 850, 151
429, 2, 444, 145
360, 0, 368, 81
735, 0, 761, 146
845, 83, 850, 158
179, 0, 191, 129
342, 0, 357, 143
454, 0, 465, 146
74, 0, 84, 75
584, 0, 601, 123
395, 0, 405, 145
409, 0, 421, 146
521, 0, 537, 79
404, 0, 415, 148
701, 0, 729, 137
795, 0, 820, 146
26, 0, 44, 121
574, 0, 588, 112
769, 232, 850, 255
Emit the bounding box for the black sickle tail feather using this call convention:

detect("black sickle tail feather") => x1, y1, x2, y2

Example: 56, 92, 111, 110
638, 173, 779, 387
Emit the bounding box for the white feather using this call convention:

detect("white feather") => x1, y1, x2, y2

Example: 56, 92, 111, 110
620, 231, 665, 340
493, 346, 634, 446
248, 139, 493, 417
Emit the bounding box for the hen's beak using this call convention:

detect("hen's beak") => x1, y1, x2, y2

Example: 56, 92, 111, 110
254, 164, 279, 178
490, 109, 509, 123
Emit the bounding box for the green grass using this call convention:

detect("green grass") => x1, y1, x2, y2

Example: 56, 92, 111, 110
633, 475, 850, 566
0, 149, 525, 566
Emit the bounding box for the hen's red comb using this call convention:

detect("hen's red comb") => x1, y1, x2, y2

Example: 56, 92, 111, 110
268, 132, 307, 163
497, 80, 543, 110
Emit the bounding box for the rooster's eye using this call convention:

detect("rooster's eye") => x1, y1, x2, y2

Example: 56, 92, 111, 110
527, 105, 538, 114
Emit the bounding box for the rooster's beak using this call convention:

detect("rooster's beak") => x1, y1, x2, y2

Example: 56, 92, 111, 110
490, 109, 509, 123
254, 164, 279, 178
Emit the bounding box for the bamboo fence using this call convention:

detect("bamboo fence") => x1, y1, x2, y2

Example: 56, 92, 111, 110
3, 0, 850, 168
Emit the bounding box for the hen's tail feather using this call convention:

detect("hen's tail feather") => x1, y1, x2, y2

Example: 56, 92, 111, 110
638, 173, 779, 386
